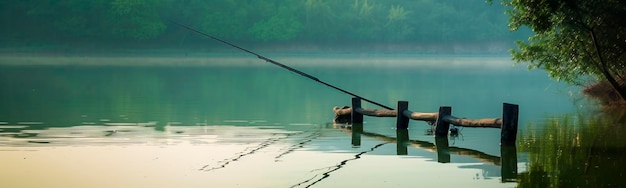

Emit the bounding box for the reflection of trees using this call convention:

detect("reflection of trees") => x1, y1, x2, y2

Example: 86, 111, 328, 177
0, 67, 169, 125
0, 65, 341, 127
518, 115, 626, 187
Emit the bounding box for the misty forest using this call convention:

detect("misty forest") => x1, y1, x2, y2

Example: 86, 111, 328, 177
0, 0, 531, 47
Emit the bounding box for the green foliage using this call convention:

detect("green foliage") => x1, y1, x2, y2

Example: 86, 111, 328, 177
384, 5, 413, 41
1, 0, 166, 41
353, 0, 376, 17
199, 5, 250, 41
250, 3, 303, 41
499, 0, 626, 88
250, 14, 302, 41
0, 0, 528, 44
512, 28, 597, 84
345, 0, 384, 40
108, 0, 167, 40
26, 0, 110, 39
387, 5, 409, 22
301, 0, 339, 41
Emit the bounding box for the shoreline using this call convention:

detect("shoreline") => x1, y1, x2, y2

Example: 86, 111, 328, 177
0, 42, 515, 68
0, 53, 515, 68
0, 41, 514, 56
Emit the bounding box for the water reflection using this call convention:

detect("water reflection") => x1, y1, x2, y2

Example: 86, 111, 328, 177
0, 65, 345, 127
396, 129, 409, 155
351, 123, 363, 147
1, 56, 579, 187
337, 123, 518, 182
1, 118, 523, 187
290, 142, 390, 188
435, 136, 451, 163
501, 146, 518, 182
518, 114, 626, 187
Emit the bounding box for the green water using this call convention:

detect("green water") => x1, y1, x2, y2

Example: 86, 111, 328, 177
1, 55, 622, 187
0, 55, 577, 125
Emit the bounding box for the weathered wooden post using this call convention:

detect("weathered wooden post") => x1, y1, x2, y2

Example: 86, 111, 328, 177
435, 106, 452, 136
396, 129, 409, 155
351, 97, 363, 124
501, 103, 519, 146
396, 101, 409, 130
435, 136, 450, 163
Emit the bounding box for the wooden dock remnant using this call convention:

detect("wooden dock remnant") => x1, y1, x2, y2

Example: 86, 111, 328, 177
333, 98, 519, 146
500, 103, 519, 146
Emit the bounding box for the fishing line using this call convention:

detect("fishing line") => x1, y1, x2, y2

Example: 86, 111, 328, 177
170, 21, 394, 110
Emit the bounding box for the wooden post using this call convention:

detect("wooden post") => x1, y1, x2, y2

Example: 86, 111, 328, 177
501, 103, 519, 146
396, 101, 409, 130
435, 136, 450, 163
351, 98, 363, 124
435, 106, 452, 136
396, 129, 409, 155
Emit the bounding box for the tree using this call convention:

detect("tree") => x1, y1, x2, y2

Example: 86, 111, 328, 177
383, 5, 413, 41
250, 14, 302, 41
249, 3, 303, 41
197, 1, 252, 41
495, 0, 626, 101
301, 0, 342, 41
23, 0, 111, 40
108, 0, 167, 40
345, 0, 385, 41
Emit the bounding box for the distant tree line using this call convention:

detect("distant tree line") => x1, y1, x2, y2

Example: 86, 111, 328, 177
0, 0, 530, 46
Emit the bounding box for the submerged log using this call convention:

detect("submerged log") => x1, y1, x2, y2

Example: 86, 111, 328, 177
334, 106, 396, 117
333, 107, 501, 128
333, 107, 437, 120
443, 116, 502, 128
333, 106, 352, 124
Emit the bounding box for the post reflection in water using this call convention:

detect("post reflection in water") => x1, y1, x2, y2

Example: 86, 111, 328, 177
351, 123, 363, 147
340, 125, 518, 182
500, 146, 518, 182
435, 136, 451, 163
396, 129, 409, 155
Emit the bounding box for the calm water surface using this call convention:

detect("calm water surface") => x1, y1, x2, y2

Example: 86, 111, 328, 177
1, 54, 620, 187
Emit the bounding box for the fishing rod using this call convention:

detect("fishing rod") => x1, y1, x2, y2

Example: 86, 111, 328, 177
170, 21, 394, 110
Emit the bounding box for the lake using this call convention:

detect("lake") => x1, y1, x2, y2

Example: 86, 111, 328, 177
0, 54, 621, 187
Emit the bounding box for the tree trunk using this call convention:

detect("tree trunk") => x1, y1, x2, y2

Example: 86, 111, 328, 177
589, 30, 626, 101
